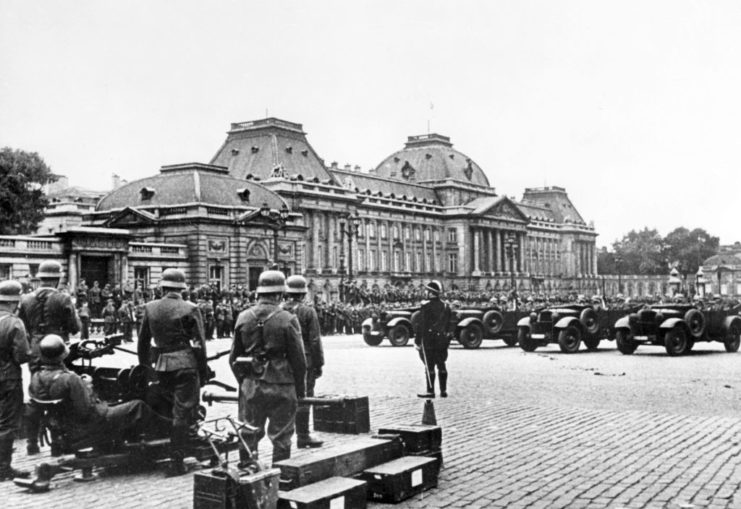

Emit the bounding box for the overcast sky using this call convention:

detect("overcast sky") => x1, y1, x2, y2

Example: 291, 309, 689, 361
1, 1, 739, 248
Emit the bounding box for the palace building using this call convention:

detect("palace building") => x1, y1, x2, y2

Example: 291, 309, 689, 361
1, 117, 600, 299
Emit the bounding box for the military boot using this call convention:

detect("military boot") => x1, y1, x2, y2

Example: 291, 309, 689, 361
0, 439, 30, 481
296, 410, 323, 449
272, 445, 291, 465
439, 371, 448, 398
417, 372, 436, 398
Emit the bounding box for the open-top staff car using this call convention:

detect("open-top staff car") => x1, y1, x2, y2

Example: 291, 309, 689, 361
516, 304, 628, 353
361, 305, 525, 349
613, 304, 741, 356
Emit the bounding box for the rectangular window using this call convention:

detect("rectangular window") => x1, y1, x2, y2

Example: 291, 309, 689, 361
381, 250, 389, 271
447, 253, 458, 273
426, 254, 432, 272
405, 252, 411, 271
393, 225, 399, 239
332, 246, 338, 267
447, 228, 457, 243
405, 226, 410, 240
317, 247, 323, 269
368, 223, 376, 238
434, 230, 440, 242
358, 249, 365, 271
424, 229, 430, 242
370, 250, 377, 271
208, 265, 224, 293
134, 267, 150, 291
415, 229, 421, 241
394, 251, 401, 272
357, 220, 364, 238
0, 264, 10, 280
416, 252, 422, 272
380, 224, 387, 239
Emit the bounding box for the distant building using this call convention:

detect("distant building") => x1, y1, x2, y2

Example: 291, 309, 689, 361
1, 117, 600, 299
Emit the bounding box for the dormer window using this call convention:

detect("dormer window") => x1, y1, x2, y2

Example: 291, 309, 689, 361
237, 188, 251, 202
251, 146, 259, 153
140, 187, 155, 201
301, 149, 309, 157
285, 146, 293, 154
231, 148, 240, 156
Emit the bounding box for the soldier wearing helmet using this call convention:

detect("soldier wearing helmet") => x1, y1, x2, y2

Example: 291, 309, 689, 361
137, 268, 207, 476
282, 275, 324, 449
18, 260, 80, 455
0, 280, 31, 480
30, 335, 167, 456
415, 280, 453, 398
230, 270, 306, 465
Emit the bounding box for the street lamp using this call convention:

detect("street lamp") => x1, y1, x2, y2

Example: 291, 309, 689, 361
504, 232, 518, 303
339, 212, 362, 302
260, 202, 291, 272
614, 255, 623, 295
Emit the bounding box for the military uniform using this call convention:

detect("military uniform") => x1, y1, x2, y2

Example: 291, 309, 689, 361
137, 279, 207, 466
19, 287, 80, 369
415, 281, 452, 398
230, 271, 306, 463
0, 281, 31, 480
283, 291, 324, 448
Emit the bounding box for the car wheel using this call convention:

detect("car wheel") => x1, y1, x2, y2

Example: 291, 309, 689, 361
583, 337, 600, 351
664, 326, 688, 356
579, 308, 600, 335
724, 323, 741, 353
615, 329, 638, 354
458, 324, 484, 349
482, 310, 504, 335
684, 309, 706, 339
363, 333, 383, 346
558, 326, 582, 353
502, 335, 518, 347
388, 324, 411, 346
518, 327, 537, 352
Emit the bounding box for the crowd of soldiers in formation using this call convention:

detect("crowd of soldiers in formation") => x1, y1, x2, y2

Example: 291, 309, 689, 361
48, 278, 740, 341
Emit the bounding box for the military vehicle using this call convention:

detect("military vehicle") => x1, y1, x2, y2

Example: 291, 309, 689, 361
516, 304, 629, 353
613, 303, 741, 356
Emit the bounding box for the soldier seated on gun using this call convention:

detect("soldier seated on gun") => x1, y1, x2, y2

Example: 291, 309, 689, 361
30, 335, 169, 452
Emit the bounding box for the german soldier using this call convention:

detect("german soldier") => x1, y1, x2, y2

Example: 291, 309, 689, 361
415, 280, 453, 398
137, 268, 207, 475
18, 260, 80, 454
0, 280, 31, 480
230, 270, 306, 465
282, 275, 324, 449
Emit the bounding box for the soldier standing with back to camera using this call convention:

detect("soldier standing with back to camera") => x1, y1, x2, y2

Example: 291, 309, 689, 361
230, 270, 306, 465
0, 280, 31, 481
18, 260, 80, 455
137, 268, 208, 476
282, 275, 324, 449
415, 280, 452, 398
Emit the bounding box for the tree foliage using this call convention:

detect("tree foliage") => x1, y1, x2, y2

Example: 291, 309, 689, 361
0, 147, 56, 235
598, 227, 720, 275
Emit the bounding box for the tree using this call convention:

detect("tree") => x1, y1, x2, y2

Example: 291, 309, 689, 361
0, 148, 56, 235
663, 227, 719, 275
612, 228, 665, 275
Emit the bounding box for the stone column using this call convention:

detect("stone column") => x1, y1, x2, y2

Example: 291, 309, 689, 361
471, 227, 481, 275
68, 252, 78, 294
311, 211, 320, 273
593, 244, 599, 276
519, 233, 526, 274
495, 229, 502, 274
431, 227, 437, 275
363, 218, 370, 271
376, 220, 382, 273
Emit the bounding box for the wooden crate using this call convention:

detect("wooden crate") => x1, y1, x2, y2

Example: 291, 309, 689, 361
274, 436, 403, 491
312, 396, 370, 434
278, 477, 367, 509
359, 455, 439, 503
376, 424, 442, 453
194, 468, 281, 509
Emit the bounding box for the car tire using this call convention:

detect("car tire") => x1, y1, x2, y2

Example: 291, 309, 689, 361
363, 333, 383, 346
615, 329, 638, 354
664, 326, 688, 356
558, 326, 582, 353
388, 324, 411, 347
518, 327, 538, 352
684, 309, 706, 339
583, 337, 600, 351
724, 323, 741, 353
458, 324, 484, 349
502, 335, 518, 347
579, 308, 600, 335
482, 310, 504, 335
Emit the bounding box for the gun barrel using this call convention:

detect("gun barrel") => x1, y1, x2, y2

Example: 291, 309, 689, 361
202, 391, 347, 406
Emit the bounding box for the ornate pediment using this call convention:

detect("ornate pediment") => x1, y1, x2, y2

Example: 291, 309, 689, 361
104, 207, 157, 228
482, 198, 529, 222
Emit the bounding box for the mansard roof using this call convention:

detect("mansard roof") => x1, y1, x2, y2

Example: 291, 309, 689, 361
374, 133, 490, 187
520, 186, 586, 225
95, 163, 286, 212
210, 118, 336, 183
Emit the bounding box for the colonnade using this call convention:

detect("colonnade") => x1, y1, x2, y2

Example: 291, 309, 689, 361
469, 227, 526, 274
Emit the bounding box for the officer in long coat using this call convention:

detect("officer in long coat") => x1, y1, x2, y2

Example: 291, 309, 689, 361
230, 270, 306, 465
415, 280, 453, 398
282, 275, 324, 448
137, 268, 207, 475
0, 281, 31, 481
18, 260, 80, 454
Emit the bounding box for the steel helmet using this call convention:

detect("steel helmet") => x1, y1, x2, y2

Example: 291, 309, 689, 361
0, 280, 23, 302
425, 280, 443, 295
39, 334, 69, 364
256, 270, 286, 295
160, 268, 187, 290
36, 260, 63, 280
285, 275, 308, 295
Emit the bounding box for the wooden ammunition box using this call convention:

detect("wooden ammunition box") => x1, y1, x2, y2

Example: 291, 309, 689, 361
359, 455, 439, 503
376, 424, 442, 453
194, 468, 281, 509
312, 396, 370, 434
278, 477, 367, 509
274, 437, 403, 491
